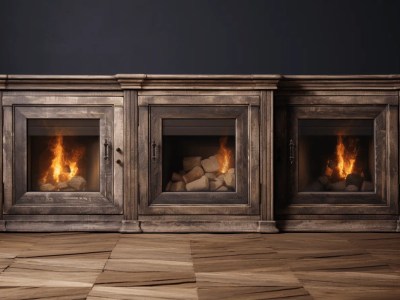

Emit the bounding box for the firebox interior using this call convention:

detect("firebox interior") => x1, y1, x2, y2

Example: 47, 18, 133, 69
162, 118, 236, 192
298, 119, 374, 193
28, 119, 100, 192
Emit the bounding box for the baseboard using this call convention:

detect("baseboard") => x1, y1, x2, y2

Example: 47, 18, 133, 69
0, 220, 6, 231
119, 220, 142, 233
258, 221, 279, 233
277, 219, 398, 232
4, 220, 123, 232
140, 220, 261, 233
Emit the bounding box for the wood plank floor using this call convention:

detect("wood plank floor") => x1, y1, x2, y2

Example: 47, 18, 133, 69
0, 233, 399, 299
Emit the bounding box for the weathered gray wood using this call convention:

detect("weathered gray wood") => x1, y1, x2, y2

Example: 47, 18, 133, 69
0, 91, 3, 230
140, 103, 259, 216
4, 96, 124, 216
276, 95, 398, 106
277, 220, 398, 232
139, 95, 260, 106
3, 95, 123, 106
260, 91, 277, 231
123, 91, 138, 220
3, 107, 13, 213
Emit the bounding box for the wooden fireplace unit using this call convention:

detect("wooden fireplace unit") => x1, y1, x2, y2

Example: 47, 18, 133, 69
0, 74, 399, 232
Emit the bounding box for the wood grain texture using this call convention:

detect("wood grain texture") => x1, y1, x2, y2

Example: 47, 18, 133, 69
0, 233, 399, 299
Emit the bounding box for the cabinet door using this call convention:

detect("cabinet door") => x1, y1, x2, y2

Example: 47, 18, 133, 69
276, 104, 398, 216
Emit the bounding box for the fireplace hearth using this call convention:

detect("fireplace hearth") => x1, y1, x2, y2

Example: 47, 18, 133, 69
0, 74, 398, 233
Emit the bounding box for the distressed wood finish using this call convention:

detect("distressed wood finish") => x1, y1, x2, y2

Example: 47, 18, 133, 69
259, 91, 278, 232
120, 90, 141, 232
1, 233, 400, 299
275, 77, 400, 232
0, 74, 399, 233
0, 91, 4, 231
138, 94, 262, 218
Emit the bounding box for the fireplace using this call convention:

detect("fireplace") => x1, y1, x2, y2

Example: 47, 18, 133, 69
162, 119, 236, 193
3, 98, 123, 215
28, 119, 100, 192
0, 74, 398, 232
275, 93, 398, 222
138, 94, 262, 216
298, 119, 374, 193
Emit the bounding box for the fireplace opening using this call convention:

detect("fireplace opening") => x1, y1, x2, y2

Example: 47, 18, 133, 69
298, 119, 374, 192
162, 119, 235, 192
28, 119, 100, 192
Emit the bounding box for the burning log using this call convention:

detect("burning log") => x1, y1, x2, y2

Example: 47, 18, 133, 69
186, 175, 209, 192
68, 176, 86, 191
171, 172, 183, 182
183, 156, 202, 172
56, 181, 69, 190
345, 173, 363, 189
40, 183, 56, 192
170, 181, 186, 192
182, 166, 205, 184
210, 179, 224, 191
201, 155, 219, 173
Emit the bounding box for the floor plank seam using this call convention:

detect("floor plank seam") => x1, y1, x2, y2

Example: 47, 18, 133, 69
189, 238, 200, 300
88, 233, 122, 299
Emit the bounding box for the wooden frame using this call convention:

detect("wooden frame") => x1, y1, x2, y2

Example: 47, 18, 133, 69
275, 80, 399, 231
138, 95, 260, 216
2, 94, 124, 215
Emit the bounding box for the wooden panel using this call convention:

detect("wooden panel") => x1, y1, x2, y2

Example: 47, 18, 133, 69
2, 95, 123, 106
139, 95, 260, 106
123, 90, 138, 221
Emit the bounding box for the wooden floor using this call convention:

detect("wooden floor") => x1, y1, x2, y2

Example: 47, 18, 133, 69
0, 233, 399, 299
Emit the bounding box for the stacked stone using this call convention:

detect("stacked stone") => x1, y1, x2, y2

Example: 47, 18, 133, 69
165, 156, 235, 192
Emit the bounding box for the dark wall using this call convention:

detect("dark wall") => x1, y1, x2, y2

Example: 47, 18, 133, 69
0, 0, 399, 75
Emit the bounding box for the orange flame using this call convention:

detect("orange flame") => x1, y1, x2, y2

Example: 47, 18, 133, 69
41, 136, 84, 184
336, 135, 357, 179
217, 136, 232, 174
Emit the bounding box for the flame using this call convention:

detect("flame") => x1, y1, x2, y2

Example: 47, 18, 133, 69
41, 136, 84, 184
336, 135, 357, 179
217, 136, 233, 174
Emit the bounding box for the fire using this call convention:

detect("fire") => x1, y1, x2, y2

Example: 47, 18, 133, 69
41, 136, 84, 184
336, 135, 357, 179
217, 136, 233, 174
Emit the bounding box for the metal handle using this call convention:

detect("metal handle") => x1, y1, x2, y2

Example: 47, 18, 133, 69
289, 139, 295, 165
104, 139, 110, 160
152, 141, 157, 160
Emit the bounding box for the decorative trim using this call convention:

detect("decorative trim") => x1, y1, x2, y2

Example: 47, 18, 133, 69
1, 74, 400, 91
279, 75, 400, 91
0, 221, 5, 232
4, 221, 123, 232
3, 75, 121, 90
119, 220, 142, 233
140, 221, 260, 233
258, 221, 279, 233
277, 220, 398, 232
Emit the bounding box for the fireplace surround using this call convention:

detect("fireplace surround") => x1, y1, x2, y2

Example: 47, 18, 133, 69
0, 74, 399, 232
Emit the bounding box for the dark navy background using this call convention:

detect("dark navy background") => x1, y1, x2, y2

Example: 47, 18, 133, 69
0, 0, 399, 74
